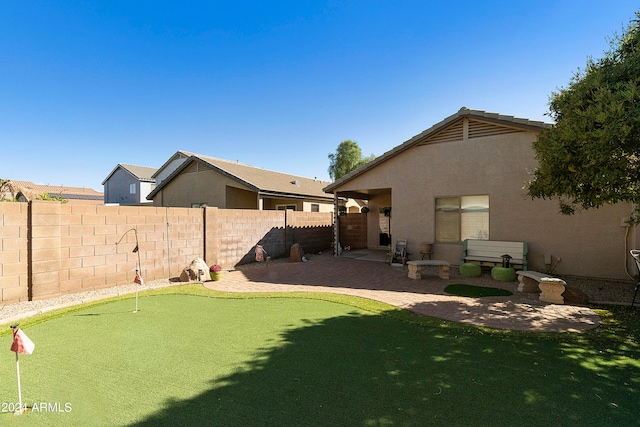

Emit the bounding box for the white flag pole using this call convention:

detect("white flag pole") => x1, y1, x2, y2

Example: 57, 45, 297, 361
10, 323, 24, 415
15, 351, 23, 414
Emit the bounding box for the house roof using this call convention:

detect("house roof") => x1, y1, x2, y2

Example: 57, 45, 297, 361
151, 150, 194, 180
323, 107, 552, 194
6, 180, 103, 201
147, 153, 333, 201
101, 164, 158, 185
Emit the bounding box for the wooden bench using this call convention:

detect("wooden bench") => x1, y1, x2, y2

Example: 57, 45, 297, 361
461, 239, 528, 270
516, 270, 567, 304
407, 260, 450, 280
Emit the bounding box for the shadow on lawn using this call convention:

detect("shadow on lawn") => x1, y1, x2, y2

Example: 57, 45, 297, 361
130, 309, 639, 427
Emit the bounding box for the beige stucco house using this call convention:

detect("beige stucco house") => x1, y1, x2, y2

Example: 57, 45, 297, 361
148, 153, 335, 212
324, 107, 639, 281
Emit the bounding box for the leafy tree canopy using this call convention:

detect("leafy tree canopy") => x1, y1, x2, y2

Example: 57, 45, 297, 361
528, 12, 640, 222
0, 179, 18, 202
327, 140, 376, 181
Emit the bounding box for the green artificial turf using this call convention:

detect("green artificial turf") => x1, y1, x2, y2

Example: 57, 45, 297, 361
0, 285, 638, 426
445, 283, 514, 297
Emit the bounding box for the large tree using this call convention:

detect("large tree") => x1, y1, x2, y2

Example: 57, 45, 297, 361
528, 12, 640, 222
0, 179, 19, 202
327, 140, 375, 181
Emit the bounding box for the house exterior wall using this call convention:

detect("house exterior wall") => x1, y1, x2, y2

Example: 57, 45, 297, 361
152, 168, 242, 208
331, 130, 640, 280
303, 200, 335, 213
155, 155, 190, 185
104, 168, 153, 205
152, 166, 333, 211
139, 181, 155, 204
263, 198, 302, 211
227, 186, 258, 209
104, 168, 139, 205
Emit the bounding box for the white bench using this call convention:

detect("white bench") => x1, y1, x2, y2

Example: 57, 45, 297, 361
516, 270, 567, 304
407, 260, 450, 280
461, 239, 528, 270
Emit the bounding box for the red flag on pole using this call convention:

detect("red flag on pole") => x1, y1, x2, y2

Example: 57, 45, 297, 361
134, 270, 144, 285
11, 328, 35, 355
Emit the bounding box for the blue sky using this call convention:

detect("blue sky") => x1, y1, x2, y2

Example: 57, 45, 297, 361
1, 1, 638, 191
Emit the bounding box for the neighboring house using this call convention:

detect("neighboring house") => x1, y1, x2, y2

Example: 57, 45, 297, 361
324, 107, 637, 281
147, 153, 335, 212
345, 198, 368, 213
4, 180, 103, 205
102, 164, 158, 205
152, 150, 194, 186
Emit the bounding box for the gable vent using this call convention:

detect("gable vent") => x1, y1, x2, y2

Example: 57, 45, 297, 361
185, 161, 212, 174
468, 119, 524, 139
417, 120, 464, 145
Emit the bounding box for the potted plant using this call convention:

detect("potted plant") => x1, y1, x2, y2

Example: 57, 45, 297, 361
209, 264, 222, 281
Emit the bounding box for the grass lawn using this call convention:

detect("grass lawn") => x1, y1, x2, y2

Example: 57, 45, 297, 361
0, 284, 639, 426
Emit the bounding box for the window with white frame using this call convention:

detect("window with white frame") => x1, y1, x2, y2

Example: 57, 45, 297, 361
276, 205, 296, 211
129, 183, 136, 194
435, 195, 489, 243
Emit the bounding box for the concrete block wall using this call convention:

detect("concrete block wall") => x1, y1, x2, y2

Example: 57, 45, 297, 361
287, 211, 334, 254
0, 203, 29, 302
29, 202, 204, 301
205, 208, 333, 268
0, 202, 333, 304
338, 213, 368, 250
205, 208, 287, 268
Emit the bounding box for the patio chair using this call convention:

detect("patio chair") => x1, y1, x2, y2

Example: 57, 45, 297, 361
389, 239, 408, 265
629, 250, 640, 307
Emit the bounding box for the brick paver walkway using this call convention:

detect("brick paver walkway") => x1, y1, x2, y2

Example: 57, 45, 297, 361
204, 254, 600, 332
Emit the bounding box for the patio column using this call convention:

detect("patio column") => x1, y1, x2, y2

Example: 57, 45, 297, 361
333, 192, 339, 256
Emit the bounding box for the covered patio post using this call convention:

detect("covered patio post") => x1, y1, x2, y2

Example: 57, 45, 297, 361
333, 192, 339, 256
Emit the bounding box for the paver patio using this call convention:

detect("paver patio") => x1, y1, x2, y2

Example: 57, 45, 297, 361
205, 252, 600, 332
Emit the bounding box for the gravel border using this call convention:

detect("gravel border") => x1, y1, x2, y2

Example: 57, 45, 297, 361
0, 279, 180, 325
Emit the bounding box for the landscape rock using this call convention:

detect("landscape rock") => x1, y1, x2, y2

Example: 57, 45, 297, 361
562, 286, 590, 305
289, 243, 305, 263
180, 258, 210, 282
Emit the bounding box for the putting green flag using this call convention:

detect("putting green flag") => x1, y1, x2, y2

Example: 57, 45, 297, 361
134, 270, 144, 286
11, 328, 35, 355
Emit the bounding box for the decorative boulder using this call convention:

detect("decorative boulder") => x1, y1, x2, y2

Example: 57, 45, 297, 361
562, 286, 589, 305
289, 243, 305, 263
180, 258, 210, 282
